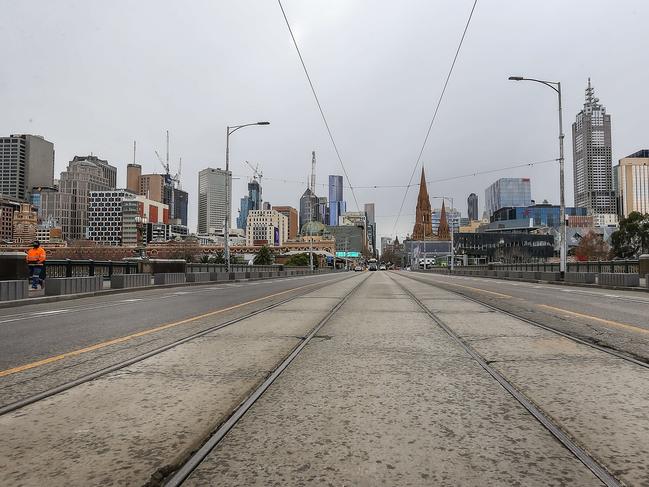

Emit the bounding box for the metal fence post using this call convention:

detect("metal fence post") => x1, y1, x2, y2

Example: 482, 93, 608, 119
65, 259, 72, 278
88, 260, 95, 276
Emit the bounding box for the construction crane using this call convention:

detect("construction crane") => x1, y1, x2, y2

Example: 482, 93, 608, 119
244, 160, 263, 186
154, 130, 182, 188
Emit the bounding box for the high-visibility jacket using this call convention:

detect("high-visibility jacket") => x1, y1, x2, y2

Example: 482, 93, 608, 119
26, 247, 46, 264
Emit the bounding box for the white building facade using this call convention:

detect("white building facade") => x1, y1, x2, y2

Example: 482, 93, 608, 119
615, 150, 649, 218
245, 209, 288, 247
197, 168, 231, 235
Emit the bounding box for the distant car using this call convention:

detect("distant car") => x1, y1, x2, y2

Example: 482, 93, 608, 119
354, 265, 363, 272
379, 264, 387, 270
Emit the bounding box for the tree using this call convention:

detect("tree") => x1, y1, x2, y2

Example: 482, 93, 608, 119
611, 212, 649, 258
575, 231, 610, 261
285, 253, 310, 267
254, 245, 273, 265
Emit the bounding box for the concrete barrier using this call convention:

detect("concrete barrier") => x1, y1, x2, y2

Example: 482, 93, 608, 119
111, 274, 150, 289
496, 271, 509, 278
509, 271, 522, 279
153, 273, 186, 285
186, 272, 210, 282
538, 272, 562, 281
520, 271, 540, 280
45, 276, 102, 296
564, 272, 597, 284
598, 273, 639, 287
209, 272, 231, 282
0, 280, 28, 301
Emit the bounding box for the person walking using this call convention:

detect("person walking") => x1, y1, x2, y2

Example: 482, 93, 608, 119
26, 241, 46, 289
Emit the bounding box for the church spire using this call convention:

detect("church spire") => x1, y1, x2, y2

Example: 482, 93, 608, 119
411, 166, 433, 240
438, 200, 450, 240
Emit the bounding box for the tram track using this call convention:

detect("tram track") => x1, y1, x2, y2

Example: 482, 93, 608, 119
0, 272, 358, 416
395, 271, 649, 370
388, 272, 622, 487
160, 273, 369, 487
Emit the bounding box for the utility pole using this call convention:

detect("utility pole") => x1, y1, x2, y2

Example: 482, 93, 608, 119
509, 76, 566, 275
223, 122, 270, 272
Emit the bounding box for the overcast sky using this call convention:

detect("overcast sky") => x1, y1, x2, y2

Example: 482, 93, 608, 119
2, 0, 648, 239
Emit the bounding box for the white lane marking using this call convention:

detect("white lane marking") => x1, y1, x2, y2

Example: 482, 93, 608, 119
604, 294, 619, 298
122, 298, 143, 303
33, 309, 70, 316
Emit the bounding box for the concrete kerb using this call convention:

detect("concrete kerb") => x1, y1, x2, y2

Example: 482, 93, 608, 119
0, 271, 345, 310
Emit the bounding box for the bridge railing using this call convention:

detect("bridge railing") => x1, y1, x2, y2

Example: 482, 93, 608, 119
432, 260, 639, 274
187, 263, 285, 273
45, 260, 138, 279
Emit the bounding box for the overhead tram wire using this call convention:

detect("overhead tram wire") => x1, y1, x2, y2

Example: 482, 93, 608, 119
231, 156, 556, 191
277, 0, 361, 212
392, 0, 479, 235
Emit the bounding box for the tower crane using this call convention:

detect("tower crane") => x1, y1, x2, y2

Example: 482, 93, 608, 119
244, 160, 263, 187
154, 130, 182, 189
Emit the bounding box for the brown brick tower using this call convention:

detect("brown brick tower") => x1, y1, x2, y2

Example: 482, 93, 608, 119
437, 200, 450, 240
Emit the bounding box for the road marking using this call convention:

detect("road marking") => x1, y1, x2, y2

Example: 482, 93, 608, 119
431, 280, 512, 299
33, 309, 70, 316
122, 298, 143, 303
537, 304, 649, 335
0, 280, 325, 378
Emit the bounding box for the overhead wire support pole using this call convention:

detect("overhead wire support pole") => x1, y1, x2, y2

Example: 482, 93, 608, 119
224, 122, 270, 273
508, 76, 566, 275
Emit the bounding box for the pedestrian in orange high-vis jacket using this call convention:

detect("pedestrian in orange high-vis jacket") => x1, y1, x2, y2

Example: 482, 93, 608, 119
26, 241, 46, 289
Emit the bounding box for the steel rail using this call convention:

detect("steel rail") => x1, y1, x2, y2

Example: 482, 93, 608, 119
0, 273, 358, 416
397, 271, 649, 369
389, 273, 622, 487
163, 273, 369, 486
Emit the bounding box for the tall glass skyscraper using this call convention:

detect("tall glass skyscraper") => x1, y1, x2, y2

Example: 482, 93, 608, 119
328, 175, 346, 225
484, 178, 532, 218
572, 79, 615, 215
236, 180, 261, 230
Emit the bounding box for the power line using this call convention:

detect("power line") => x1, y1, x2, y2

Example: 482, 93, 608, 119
277, 0, 361, 212
392, 0, 479, 234
232, 156, 556, 191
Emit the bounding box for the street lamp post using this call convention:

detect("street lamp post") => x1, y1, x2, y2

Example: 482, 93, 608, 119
224, 121, 270, 272
509, 76, 566, 275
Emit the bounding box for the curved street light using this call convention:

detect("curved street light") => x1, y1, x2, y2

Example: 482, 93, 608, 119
508, 76, 566, 274
224, 121, 270, 272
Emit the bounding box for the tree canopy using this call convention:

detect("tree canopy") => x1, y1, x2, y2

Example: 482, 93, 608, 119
285, 253, 310, 267
575, 230, 609, 261
254, 245, 273, 265
610, 212, 649, 258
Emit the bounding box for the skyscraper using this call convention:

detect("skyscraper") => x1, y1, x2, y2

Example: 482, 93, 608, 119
328, 175, 346, 225
484, 178, 531, 218
615, 150, 649, 218
299, 188, 319, 232
40, 155, 116, 240
572, 78, 616, 215
236, 179, 261, 230
411, 168, 432, 240
0, 134, 54, 201
467, 193, 478, 221
272, 206, 299, 240
197, 168, 231, 235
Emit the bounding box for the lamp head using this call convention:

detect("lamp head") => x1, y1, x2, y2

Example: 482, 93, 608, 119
508, 76, 524, 81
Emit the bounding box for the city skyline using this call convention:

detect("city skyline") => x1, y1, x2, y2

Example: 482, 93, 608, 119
2, 1, 649, 240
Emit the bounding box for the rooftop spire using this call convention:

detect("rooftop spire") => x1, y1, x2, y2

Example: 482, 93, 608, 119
584, 77, 600, 108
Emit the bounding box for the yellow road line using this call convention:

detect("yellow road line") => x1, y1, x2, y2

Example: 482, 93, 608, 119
0, 282, 319, 378
431, 280, 512, 299
537, 304, 649, 335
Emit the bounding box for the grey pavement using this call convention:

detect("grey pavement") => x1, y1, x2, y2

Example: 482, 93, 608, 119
0, 275, 366, 487
0, 273, 352, 407
405, 271, 649, 363
184, 272, 604, 486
